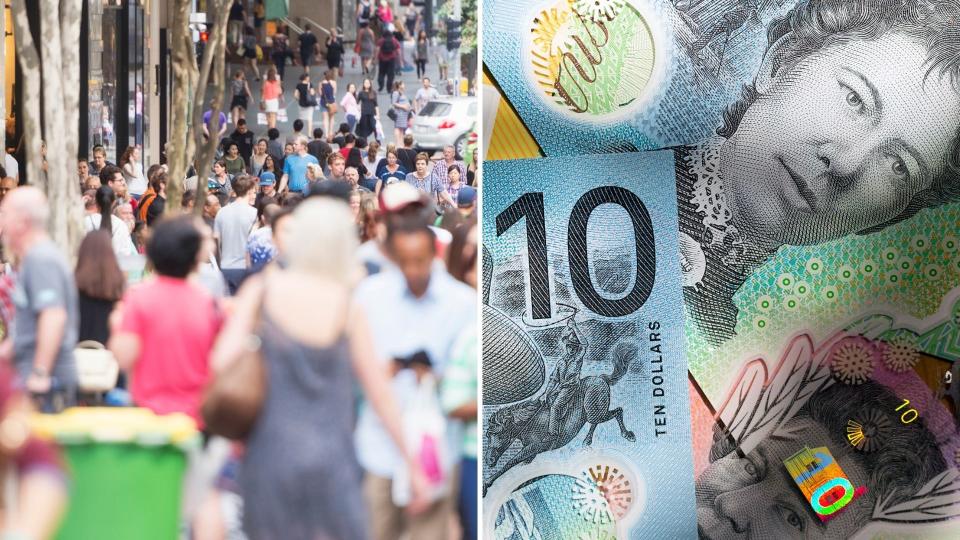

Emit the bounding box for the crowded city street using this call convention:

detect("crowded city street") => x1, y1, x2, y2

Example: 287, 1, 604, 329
0, 0, 478, 538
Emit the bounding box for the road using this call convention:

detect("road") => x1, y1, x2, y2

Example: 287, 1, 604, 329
213, 41, 455, 153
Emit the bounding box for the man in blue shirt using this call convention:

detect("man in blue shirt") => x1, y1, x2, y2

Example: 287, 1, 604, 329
279, 136, 320, 194
354, 211, 476, 539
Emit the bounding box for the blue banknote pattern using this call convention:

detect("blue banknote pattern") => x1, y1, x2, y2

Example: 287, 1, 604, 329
482, 154, 697, 538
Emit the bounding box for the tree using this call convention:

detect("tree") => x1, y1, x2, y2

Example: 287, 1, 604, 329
166, 0, 229, 215
10, 0, 84, 256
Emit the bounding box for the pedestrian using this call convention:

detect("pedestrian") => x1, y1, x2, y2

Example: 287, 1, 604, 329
182, 189, 196, 213
77, 159, 91, 191
203, 193, 221, 231
307, 128, 333, 172
286, 119, 306, 145
327, 153, 347, 182
227, 0, 245, 48
240, 27, 262, 81
246, 202, 281, 272
404, 152, 433, 194
88, 146, 112, 176
144, 173, 168, 226
390, 81, 412, 145
414, 77, 438, 114
209, 160, 233, 206
0, 360, 70, 535
229, 118, 256, 167
456, 185, 476, 219
339, 83, 360, 134
114, 200, 136, 243
428, 145, 466, 208
467, 147, 479, 186
269, 25, 294, 81
136, 166, 161, 222
0, 187, 79, 410
404, 5, 421, 42
397, 134, 417, 172
331, 122, 352, 147
357, 0, 373, 32
84, 186, 136, 257
209, 198, 428, 540
342, 136, 368, 178
278, 141, 295, 175
279, 136, 320, 195
119, 146, 146, 200
376, 27, 402, 93
253, 0, 266, 43
266, 127, 283, 162
298, 26, 319, 75
229, 70, 254, 127
344, 166, 363, 191
223, 141, 246, 177
376, 143, 396, 179
214, 175, 258, 294
250, 138, 270, 177
203, 100, 229, 142
255, 171, 278, 209
354, 211, 476, 540
440, 220, 479, 540
294, 73, 318, 135
356, 79, 379, 142
319, 70, 338, 143
375, 149, 407, 196
75, 230, 125, 346
363, 139, 382, 176
260, 68, 284, 130
357, 23, 376, 75
377, 0, 395, 26
438, 164, 464, 212
108, 216, 222, 424
99, 165, 135, 214
415, 31, 429, 80
324, 28, 345, 78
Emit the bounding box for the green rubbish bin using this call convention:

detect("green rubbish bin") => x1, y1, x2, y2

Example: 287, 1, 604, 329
31, 407, 200, 540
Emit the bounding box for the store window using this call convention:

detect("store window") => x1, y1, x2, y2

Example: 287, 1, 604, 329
86, 0, 148, 164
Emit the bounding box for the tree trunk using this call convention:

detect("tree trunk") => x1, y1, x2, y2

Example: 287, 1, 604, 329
10, 0, 44, 190
164, 0, 197, 213
167, 0, 229, 215
45, 0, 83, 257
188, 0, 229, 215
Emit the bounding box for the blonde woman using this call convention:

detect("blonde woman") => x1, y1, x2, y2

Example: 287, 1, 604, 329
210, 198, 427, 539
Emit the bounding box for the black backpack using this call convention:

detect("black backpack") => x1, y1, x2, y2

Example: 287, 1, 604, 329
380, 37, 396, 55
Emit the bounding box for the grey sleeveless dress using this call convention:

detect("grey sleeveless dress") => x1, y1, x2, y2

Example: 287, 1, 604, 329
241, 313, 368, 540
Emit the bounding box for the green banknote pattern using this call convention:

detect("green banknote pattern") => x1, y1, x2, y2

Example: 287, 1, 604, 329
688, 202, 960, 399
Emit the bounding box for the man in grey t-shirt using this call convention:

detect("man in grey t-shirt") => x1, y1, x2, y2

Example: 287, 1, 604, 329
214, 174, 258, 295
0, 187, 77, 410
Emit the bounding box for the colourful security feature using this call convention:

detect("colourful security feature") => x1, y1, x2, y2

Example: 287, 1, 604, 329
783, 446, 867, 522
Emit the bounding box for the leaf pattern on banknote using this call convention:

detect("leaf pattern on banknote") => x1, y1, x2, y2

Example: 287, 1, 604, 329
873, 468, 960, 523
714, 332, 847, 456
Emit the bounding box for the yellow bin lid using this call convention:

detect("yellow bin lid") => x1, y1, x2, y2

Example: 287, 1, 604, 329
30, 407, 200, 449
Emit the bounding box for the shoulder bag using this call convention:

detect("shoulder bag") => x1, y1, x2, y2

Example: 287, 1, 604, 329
201, 284, 267, 440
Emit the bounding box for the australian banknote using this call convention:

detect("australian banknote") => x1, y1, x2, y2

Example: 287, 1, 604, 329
483, 0, 809, 156
482, 153, 697, 538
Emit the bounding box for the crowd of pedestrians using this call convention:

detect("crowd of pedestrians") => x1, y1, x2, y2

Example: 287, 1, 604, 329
0, 1, 480, 538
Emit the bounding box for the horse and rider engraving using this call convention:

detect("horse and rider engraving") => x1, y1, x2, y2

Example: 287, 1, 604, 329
483, 317, 636, 494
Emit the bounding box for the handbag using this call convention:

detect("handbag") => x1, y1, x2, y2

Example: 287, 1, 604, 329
392, 374, 449, 506
74, 341, 119, 393
201, 286, 267, 440
327, 102, 339, 114
387, 108, 398, 121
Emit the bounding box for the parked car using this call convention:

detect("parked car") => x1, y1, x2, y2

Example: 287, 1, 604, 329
411, 96, 477, 156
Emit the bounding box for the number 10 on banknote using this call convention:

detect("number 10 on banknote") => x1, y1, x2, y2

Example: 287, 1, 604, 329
482, 153, 697, 538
